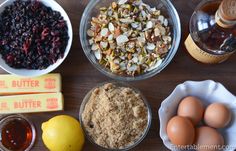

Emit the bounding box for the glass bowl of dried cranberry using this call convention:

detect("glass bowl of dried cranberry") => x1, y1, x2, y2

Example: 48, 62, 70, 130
0, 0, 73, 77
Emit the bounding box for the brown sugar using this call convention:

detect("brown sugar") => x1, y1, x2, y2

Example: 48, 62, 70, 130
82, 83, 148, 149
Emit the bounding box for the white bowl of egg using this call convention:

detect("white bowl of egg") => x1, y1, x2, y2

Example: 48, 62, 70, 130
158, 80, 236, 151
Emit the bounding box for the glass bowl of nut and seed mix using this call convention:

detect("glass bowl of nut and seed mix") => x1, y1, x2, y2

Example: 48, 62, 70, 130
80, 0, 181, 81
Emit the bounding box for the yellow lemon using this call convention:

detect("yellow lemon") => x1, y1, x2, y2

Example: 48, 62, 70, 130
41, 115, 85, 151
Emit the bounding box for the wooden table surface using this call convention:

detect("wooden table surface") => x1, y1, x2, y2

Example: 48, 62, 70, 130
0, 0, 236, 151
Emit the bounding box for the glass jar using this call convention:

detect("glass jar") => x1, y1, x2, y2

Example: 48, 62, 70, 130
0, 114, 36, 151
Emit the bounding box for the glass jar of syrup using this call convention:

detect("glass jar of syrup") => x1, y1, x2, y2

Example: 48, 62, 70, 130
0, 114, 36, 151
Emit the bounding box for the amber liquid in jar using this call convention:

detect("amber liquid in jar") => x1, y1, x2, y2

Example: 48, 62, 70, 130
193, 1, 236, 53
0, 118, 33, 151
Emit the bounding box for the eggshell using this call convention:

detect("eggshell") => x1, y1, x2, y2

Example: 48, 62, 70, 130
167, 116, 195, 145
195, 126, 224, 151
177, 96, 204, 125
204, 103, 232, 128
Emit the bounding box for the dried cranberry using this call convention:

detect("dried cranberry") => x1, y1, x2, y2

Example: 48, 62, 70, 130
6, 55, 14, 63
22, 39, 31, 54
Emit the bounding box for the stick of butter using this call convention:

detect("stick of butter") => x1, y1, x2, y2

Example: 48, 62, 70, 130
0, 93, 64, 114
0, 74, 61, 95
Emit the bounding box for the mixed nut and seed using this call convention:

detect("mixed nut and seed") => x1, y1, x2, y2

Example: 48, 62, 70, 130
0, 0, 69, 69
87, 0, 172, 76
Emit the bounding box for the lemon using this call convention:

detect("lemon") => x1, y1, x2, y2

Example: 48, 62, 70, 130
41, 115, 85, 151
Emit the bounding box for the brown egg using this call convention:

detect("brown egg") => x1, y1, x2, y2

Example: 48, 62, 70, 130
177, 96, 204, 125
167, 116, 195, 145
195, 126, 224, 151
204, 103, 231, 128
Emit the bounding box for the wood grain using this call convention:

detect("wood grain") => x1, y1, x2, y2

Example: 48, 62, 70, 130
0, 0, 236, 151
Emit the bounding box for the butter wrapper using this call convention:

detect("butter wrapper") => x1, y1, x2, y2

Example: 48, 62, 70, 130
0, 93, 64, 114
0, 74, 61, 95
